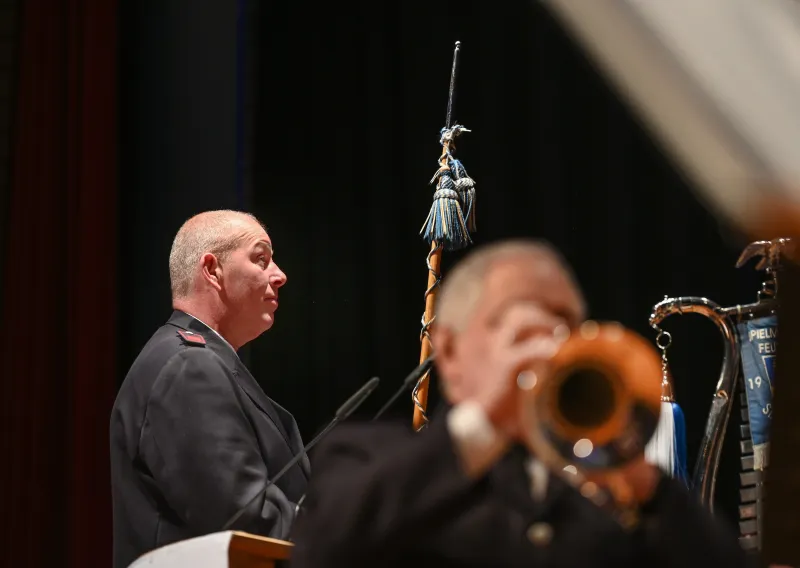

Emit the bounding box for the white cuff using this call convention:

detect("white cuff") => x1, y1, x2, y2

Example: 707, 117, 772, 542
446, 401, 509, 478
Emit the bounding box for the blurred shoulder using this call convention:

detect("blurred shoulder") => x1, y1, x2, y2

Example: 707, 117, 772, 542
312, 416, 448, 463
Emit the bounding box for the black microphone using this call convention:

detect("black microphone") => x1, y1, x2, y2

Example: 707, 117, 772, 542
372, 355, 435, 420
221, 376, 380, 530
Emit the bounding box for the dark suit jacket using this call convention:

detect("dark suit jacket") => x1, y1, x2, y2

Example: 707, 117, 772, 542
289, 415, 749, 568
110, 310, 309, 568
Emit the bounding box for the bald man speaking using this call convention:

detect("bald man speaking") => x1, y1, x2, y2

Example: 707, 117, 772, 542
110, 211, 308, 568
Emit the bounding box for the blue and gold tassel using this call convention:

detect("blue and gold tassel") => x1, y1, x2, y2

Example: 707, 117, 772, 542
420, 125, 475, 251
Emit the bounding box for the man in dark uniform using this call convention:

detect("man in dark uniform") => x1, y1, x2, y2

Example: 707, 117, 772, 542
289, 239, 749, 568
110, 210, 308, 568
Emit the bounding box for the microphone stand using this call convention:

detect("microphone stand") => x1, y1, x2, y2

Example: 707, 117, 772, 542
373, 355, 435, 421
293, 359, 439, 523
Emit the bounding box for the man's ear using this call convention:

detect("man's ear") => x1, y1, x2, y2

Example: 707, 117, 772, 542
432, 325, 454, 359
431, 324, 461, 402
431, 325, 458, 375
200, 253, 223, 291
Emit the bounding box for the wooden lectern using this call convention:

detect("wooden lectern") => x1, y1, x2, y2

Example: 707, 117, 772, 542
128, 531, 293, 568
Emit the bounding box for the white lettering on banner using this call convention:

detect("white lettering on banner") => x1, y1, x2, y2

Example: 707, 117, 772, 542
758, 342, 777, 354
749, 328, 778, 341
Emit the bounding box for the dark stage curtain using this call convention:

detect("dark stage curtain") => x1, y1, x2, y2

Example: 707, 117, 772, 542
0, 0, 117, 565
250, 1, 762, 529
118, 0, 246, 373
0, 0, 21, 294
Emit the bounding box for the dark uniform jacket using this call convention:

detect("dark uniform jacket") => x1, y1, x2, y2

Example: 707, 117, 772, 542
289, 414, 749, 568
110, 310, 309, 568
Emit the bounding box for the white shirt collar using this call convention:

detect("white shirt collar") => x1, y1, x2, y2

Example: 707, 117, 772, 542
526, 457, 550, 502
186, 313, 238, 356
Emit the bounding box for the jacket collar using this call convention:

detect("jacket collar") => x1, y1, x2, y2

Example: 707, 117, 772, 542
165, 310, 276, 421
166, 310, 241, 370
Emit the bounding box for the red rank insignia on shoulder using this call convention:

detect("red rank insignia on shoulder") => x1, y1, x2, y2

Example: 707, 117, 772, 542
177, 330, 206, 346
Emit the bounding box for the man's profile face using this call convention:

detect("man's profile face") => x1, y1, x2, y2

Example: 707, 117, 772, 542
439, 255, 584, 404
218, 221, 287, 340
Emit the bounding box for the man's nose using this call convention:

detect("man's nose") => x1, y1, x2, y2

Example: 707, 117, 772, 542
271, 263, 287, 288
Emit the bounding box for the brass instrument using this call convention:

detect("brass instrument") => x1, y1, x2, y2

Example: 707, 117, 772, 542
517, 321, 663, 524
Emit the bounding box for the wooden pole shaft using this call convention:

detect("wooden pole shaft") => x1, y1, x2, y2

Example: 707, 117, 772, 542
413, 241, 443, 430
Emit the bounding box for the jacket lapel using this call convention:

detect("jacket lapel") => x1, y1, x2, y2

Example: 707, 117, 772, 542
166, 311, 301, 466
269, 397, 311, 478
489, 445, 570, 522
232, 362, 310, 480
231, 361, 292, 443
490, 446, 540, 519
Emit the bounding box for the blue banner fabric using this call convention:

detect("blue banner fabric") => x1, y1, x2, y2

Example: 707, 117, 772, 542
736, 315, 778, 470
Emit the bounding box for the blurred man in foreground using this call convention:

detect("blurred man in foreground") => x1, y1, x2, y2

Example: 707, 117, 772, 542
290, 239, 747, 568
110, 210, 308, 568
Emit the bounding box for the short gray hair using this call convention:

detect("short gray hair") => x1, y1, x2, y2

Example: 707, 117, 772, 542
435, 239, 579, 332
169, 210, 265, 299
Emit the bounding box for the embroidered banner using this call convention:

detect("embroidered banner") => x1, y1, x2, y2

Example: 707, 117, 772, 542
736, 315, 778, 470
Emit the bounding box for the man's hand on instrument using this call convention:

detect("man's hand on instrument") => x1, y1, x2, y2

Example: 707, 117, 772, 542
470, 302, 565, 438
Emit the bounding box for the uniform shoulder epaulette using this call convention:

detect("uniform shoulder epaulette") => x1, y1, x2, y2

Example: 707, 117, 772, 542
177, 329, 206, 347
